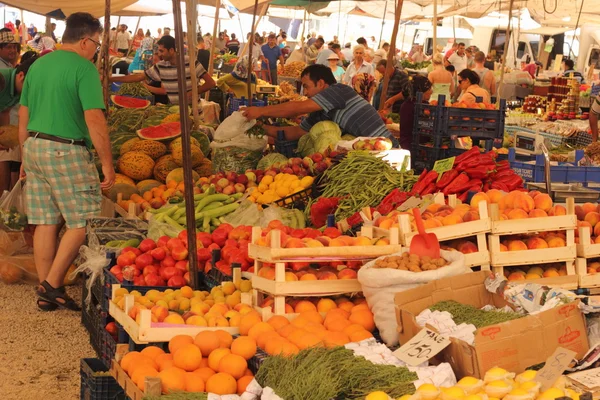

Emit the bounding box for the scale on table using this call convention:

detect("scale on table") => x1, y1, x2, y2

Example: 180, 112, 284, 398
512, 130, 546, 155
256, 84, 278, 94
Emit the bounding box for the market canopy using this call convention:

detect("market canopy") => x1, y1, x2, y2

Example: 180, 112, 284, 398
6, 0, 139, 18
113, 0, 172, 16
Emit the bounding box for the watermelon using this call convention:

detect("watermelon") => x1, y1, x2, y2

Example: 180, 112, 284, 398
111, 95, 151, 109
137, 122, 181, 141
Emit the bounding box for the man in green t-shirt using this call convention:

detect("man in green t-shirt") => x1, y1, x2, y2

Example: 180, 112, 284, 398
18, 12, 115, 312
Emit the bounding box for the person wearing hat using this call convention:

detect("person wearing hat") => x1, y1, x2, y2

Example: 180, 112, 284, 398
316, 42, 342, 66
327, 53, 345, 83
0, 29, 20, 68
216, 55, 257, 98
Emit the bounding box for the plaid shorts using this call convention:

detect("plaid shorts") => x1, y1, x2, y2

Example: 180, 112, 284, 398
22, 137, 101, 229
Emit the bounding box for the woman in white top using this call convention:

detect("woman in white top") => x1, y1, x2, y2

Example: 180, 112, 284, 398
427, 53, 454, 102
342, 45, 374, 86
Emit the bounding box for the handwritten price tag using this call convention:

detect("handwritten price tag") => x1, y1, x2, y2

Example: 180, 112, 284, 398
393, 328, 451, 366
534, 347, 577, 391
432, 157, 455, 181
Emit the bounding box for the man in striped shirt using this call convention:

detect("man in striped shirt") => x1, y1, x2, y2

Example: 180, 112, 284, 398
590, 94, 600, 141
110, 35, 215, 104
242, 64, 394, 144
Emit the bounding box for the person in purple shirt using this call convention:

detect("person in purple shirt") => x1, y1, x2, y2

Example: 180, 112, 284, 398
261, 33, 284, 84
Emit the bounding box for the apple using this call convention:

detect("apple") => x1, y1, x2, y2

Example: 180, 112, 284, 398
217, 178, 230, 188
160, 266, 179, 282
311, 152, 324, 163
196, 232, 212, 248
234, 183, 246, 193
245, 171, 257, 182
225, 171, 238, 181
143, 264, 160, 277
109, 265, 123, 282
144, 273, 163, 286
160, 255, 176, 269
166, 238, 184, 251
157, 236, 170, 248
236, 174, 249, 185
171, 246, 189, 261
117, 251, 137, 267
138, 238, 157, 253
174, 260, 188, 273
196, 248, 212, 262
223, 185, 235, 195
133, 275, 146, 286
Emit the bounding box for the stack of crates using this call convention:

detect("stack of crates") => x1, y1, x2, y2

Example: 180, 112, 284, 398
411, 93, 506, 171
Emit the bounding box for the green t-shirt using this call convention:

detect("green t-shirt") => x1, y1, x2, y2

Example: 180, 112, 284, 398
0, 68, 20, 112
20, 50, 105, 147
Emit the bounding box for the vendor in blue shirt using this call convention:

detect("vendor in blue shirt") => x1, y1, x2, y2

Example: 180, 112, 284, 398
242, 64, 396, 146
261, 33, 284, 85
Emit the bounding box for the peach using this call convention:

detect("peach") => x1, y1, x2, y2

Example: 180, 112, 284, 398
548, 205, 566, 216
575, 205, 587, 221
338, 235, 356, 246
582, 202, 597, 215
502, 207, 513, 216
456, 240, 478, 254
353, 236, 372, 246
588, 268, 597, 275
378, 218, 394, 230
259, 267, 275, 280
315, 236, 331, 246
317, 271, 338, 280
151, 305, 169, 322
528, 209, 548, 218
547, 236, 566, 248
329, 238, 347, 247
577, 221, 592, 237
426, 203, 443, 213
486, 189, 504, 204
585, 212, 600, 228
423, 219, 443, 229
525, 273, 542, 280
528, 190, 541, 199
304, 239, 325, 248
463, 211, 480, 222
435, 209, 453, 218
284, 272, 298, 281
508, 209, 529, 220
503, 191, 520, 209
507, 240, 528, 251
265, 230, 288, 247
375, 238, 390, 246
590, 261, 600, 270
513, 192, 535, 212
499, 243, 508, 252
543, 268, 560, 278
526, 237, 549, 250
533, 193, 553, 212
508, 272, 526, 281
470, 192, 490, 208
284, 238, 306, 248
499, 214, 509, 220
558, 268, 568, 276
595, 236, 600, 244
442, 214, 463, 226
338, 269, 358, 279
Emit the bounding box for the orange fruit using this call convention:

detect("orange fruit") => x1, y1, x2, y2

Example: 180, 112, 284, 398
158, 367, 186, 394
184, 372, 206, 392
326, 308, 350, 320
215, 329, 233, 348
280, 341, 300, 356
294, 300, 317, 313
323, 331, 350, 347
349, 329, 373, 342
231, 336, 257, 360
277, 324, 296, 338
324, 316, 350, 332
131, 365, 159, 390
237, 375, 254, 394
256, 330, 281, 349
244, 368, 254, 377
239, 312, 262, 336
173, 343, 203, 371
169, 335, 194, 354
267, 315, 290, 330
351, 303, 369, 312
299, 310, 323, 324
208, 348, 231, 371
193, 366, 216, 382
296, 333, 323, 350
156, 354, 175, 372
338, 301, 354, 313
206, 372, 238, 395
290, 315, 311, 328
288, 328, 308, 346
304, 321, 326, 335
128, 355, 157, 376
120, 351, 140, 372
248, 321, 275, 340
264, 338, 286, 355
197, 358, 209, 368
349, 309, 375, 331
218, 354, 248, 379
343, 324, 366, 337
140, 346, 165, 361
194, 331, 220, 356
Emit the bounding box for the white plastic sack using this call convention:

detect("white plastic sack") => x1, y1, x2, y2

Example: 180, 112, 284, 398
211, 111, 267, 151
357, 249, 470, 346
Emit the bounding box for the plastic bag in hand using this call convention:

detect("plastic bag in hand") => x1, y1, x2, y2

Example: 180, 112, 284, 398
211, 111, 267, 152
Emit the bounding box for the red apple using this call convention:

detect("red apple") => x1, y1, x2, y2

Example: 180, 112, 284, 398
196, 248, 212, 262
160, 255, 176, 269
174, 260, 188, 273
160, 266, 178, 281
166, 238, 184, 251
168, 275, 187, 287
117, 251, 137, 267
133, 275, 146, 286
109, 265, 123, 282
144, 273, 163, 286
196, 232, 213, 248
236, 175, 249, 185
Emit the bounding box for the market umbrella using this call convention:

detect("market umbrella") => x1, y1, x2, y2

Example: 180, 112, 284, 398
5, 0, 139, 18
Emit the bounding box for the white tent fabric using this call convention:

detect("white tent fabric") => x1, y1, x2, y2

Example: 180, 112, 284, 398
114, 0, 172, 16
8, 0, 139, 18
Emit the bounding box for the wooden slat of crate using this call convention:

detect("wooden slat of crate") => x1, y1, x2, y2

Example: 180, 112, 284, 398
252, 272, 362, 296
577, 227, 600, 258
110, 350, 161, 400
488, 198, 576, 235
492, 261, 578, 289
576, 258, 600, 289
488, 233, 576, 267
463, 232, 491, 270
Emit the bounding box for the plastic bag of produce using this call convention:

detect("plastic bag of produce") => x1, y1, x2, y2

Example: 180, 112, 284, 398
0, 254, 38, 284
211, 111, 267, 152
357, 249, 470, 346
212, 147, 263, 174
223, 199, 263, 227
0, 179, 27, 232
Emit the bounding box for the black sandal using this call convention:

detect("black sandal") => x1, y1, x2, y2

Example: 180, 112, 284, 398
36, 298, 58, 312
37, 281, 81, 311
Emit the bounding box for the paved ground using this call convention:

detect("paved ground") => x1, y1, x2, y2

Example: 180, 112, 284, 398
0, 281, 95, 400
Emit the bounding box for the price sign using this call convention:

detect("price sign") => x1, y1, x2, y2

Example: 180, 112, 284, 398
568, 367, 600, 391
432, 157, 455, 181
393, 328, 451, 366
534, 347, 577, 391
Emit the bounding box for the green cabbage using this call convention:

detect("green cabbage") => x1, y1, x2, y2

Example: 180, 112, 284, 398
257, 153, 289, 170
298, 121, 342, 157
297, 134, 316, 157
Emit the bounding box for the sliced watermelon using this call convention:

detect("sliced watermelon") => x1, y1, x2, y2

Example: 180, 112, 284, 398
137, 122, 182, 141
111, 95, 151, 109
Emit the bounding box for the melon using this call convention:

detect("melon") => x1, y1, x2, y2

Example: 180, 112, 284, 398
172, 145, 204, 168
162, 114, 181, 124
166, 168, 199, 184
169, 137, 201, 151
137, 122, 181, 141
106, 183, 140, 202
119, 137, 141, 155
193, 158, 213, 178
136, 179, 162, 195
153, 155, 179, 183
131, 140, 167, 160
190, 131, 211, 157
111, 95, 151, 109
114, 173, 136, 186
117, 151, 155, 181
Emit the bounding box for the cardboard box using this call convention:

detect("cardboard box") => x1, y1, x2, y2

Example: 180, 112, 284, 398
395, 271, 589, 379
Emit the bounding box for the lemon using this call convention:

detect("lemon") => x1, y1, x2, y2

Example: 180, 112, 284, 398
565, 389, 580, 400
258, 183, 269, 193
457, 377, 484, 395
539, 388, 564, 400
274, 174, 284, 182
518, 381, 540, 396
300, 176, 314, 188
261, 175, 274, 185
269, 182, 276, 190
417, 383, 440, 400
442, 386, 466, 400
504, 388, 533, 400
484, 367, 515, 384
484, 381, 512, 398
293, 186, 304, 194
397, 395, 412, 400
276, 187, 290, 198
365, 391, 391, 400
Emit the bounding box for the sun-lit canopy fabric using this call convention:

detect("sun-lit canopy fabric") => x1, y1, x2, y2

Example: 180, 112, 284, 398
114, 0, 172, 16
7, 0, 139, 18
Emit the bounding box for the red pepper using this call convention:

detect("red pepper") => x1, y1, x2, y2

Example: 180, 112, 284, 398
454, 147, 480, 164
491, 181, 510, 192
483, 182, 490, 192
496, 160, 510, 170
415, 169, 428, 184
504, 175, 524, 190
464, 166, 495, 180
456, 155, 495, 171
436, 169, 459, 189
450, 179, 482, 194
469, 185, 482, 192
421, 183, 437, 196
458, 191, 469, 202
376, 190, 409, 215
411, 170, 439, 195
442, 173, 470, 195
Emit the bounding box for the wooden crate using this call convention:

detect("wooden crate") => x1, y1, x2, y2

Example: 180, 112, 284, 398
108, 283, 251, 344
577, 226, 600, 258
488, 198, 576, 235
252, 289, 335, 319
110, 345, 162, 400
248, 227, 403, 262
576, 258, 600, 290
488, 232, 576, 267
492, 262, 578, 289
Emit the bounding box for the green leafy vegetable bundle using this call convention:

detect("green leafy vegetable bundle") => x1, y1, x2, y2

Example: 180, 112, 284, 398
117, 82, 152, 98
429, 300, 523, 328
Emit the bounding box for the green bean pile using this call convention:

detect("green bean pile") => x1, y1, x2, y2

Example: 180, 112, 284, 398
255, 346, 417, 399
117, 82, 152, 98
308, 151, 418, 221
429, 300, 524, 329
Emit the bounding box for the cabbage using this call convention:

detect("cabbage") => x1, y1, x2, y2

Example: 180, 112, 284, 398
257, 153, 289, 170
297, 134, 316, 157
298, 121, 342, 157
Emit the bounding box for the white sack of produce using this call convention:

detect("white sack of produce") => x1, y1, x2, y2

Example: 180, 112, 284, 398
211, 111, 267, 152
358, 249, 470, 346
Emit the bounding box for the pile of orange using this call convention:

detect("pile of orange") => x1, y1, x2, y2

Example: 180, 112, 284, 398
239, 304, 375, 356
119, 329, 257, 395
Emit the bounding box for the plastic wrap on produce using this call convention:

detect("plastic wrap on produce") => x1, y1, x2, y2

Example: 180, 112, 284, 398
86, 217, 147, 246
416, 309, 477, 345
223, 199, 262, 227
410, 362, 457, 389
71, 244, 111, 308
147, 217, 184, 240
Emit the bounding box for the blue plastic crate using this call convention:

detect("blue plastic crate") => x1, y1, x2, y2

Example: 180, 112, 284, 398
411, 145, 448, 172
101, 325, 130, 369
80, 358, 125, 400
82, 283, 110, 361
274, 131, 298, 158
507, 148, 600, 183
226, 95, 267, 116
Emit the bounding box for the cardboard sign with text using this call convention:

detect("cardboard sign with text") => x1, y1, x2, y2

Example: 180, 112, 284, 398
534, 347, 577, 391
393, 328, 451, 366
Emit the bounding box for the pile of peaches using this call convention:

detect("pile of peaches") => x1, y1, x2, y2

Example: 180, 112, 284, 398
484, 190, 565, 220
504, 263, 567, 281
575, 202, 600, 244
257, 294, 369, 315
255, 226, 390, 249
498, 232, 568, 252
256, 260, 363, 282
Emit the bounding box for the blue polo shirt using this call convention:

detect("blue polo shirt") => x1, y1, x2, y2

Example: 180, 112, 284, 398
261, 43, 281, 70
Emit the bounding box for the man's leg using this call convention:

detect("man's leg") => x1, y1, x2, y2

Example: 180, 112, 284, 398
45, 227, 86, 288
271, 68, 278, 85
33, 224, 59, 283
0, 161, 10, 193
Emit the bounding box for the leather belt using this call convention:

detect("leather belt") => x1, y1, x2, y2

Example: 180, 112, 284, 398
29, 131, 86, 147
